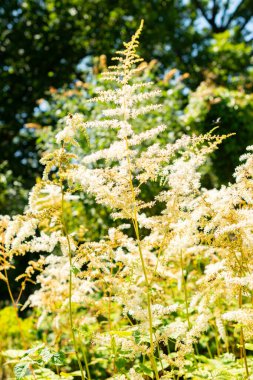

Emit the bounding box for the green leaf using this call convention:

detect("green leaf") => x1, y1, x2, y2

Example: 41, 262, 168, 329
2, 349, 26, 359
138, 363, 153, 376
51, 351, 65, 366
71, 265, 81, 276
116, 357, 128, 370
157, 359, 170, 371
39, 346, 65, 366
245, 343, 253, 351
24, 343, 45, 357
70, 370, 86, 376
40, 346, 53, 363
133, 330, 141, 344
34, 367, 64, 379
14, 363, 30, 380
60, 373, 74, 379
89, 358, 107, 365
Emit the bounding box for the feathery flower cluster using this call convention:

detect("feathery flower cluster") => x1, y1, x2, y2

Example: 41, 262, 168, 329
1, 21, 253, 380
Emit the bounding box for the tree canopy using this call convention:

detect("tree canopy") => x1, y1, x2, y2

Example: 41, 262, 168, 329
0, 0, 252, 213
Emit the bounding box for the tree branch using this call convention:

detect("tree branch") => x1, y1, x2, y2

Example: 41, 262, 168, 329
211, 0, 219, 25
192, 0, 221, 32
220, 0, 231, 27
224, 0, 246, 28
192, 0, 212, 25
238, 15, 253, 32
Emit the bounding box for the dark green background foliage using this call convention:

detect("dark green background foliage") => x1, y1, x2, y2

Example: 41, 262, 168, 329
0, 0, 253, 214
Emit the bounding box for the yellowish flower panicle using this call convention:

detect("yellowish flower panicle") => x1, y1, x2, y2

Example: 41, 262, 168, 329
2, 21, 253, 380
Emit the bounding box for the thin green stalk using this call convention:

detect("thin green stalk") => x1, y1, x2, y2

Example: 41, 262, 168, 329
180, 250, 190, 329
206, 340, 213, 359
133, 219, 160, 380
152, 234, 167, 282
79, 342, 91, 380
155, 332, 164, 375
225, 336, 229, 354
239, 287, 249, 378
60, 183, 86, 380
238, 249, 249, 379
1, 231, 27, 349
213, 324, 221, 357
108, 253, 116, 374
167, 341, 177, 380
180, 250, 200, 362
124, 137, 159, 380
121, 62, 159, 377
55, 365, 60, 376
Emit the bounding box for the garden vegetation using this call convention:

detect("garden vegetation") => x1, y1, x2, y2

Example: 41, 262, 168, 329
1, 22, 253, 380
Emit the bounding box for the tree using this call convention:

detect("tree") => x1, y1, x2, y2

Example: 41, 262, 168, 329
0, 0, 252, 212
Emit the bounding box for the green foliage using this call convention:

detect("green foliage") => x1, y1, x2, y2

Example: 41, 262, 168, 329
0, 306, 34, 348
1, 7, 253, 380
184, 81, 253, 184
192, 354, 253, 379
14, 362, 30, 380
31, 61, 188, 240
0, 307, 35, 379
4, 343, 68, 379
0, 161, 28, 215
1, 0, 252, 216
207, 30, 252, 86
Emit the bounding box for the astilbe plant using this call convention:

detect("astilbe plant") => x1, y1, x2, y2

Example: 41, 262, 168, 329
1, 21, 253, 380
192, 146, 253, 377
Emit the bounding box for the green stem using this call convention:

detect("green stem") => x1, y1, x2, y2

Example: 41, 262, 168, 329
213, 324, 220, 357
124, 138, 159, 380
155, 332, 164, 375
206, 340, 213, 359
61, 183, 86, 380
121, 67, 159, 377
107, 254, 116, 375
80, 343, 91, 380
238, 249, 249, 379
180, 250, 190, 329
180, 250, 200, 361
152, 234, 166, 282
1, 232, 27, 349
239, 287, 249, 378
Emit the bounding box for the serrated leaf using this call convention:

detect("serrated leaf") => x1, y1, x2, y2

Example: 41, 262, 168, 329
71, 265, 80, 276
14, 363, 30, 380
138, 363, 153, 376
133, 330, 141, 344
40, 346, 53, 363
34, 367, 64, 379
2, 349, 26, 358
24, 343, 45, 357
51, 351, 65, 365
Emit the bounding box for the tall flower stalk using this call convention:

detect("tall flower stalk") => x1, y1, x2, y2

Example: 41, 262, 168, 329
68, 20, 229, 378
60, 177, 86, 380
2, 21, 253, 380
125, 136, 159, 379
118, 24, 159, 377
